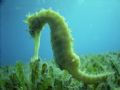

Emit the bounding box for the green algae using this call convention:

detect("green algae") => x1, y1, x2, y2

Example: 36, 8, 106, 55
0, 52, 120, 90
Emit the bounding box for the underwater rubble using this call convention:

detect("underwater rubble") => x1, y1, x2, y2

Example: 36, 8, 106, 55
0, 52, 120, 90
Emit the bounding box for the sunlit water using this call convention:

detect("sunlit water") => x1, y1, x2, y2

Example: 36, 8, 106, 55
0, 0, 120, 65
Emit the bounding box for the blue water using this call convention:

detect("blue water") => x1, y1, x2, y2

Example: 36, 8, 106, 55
0, 0, 120, 65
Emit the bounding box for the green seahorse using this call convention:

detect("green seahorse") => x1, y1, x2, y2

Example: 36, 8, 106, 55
25, 9, 113, 84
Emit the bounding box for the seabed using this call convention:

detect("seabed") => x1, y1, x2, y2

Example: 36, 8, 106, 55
0, 52, 120, 90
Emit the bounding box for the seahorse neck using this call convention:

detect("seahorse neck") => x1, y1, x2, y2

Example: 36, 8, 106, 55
39, 11, 76, 69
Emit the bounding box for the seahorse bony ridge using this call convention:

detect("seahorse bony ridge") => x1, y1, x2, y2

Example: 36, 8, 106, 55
25, 9, 113, 84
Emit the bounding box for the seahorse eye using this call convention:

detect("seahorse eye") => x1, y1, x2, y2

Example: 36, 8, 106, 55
29, 29, 35, 37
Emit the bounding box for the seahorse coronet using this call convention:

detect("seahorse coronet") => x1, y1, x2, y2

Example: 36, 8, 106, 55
25, 9, 113, 84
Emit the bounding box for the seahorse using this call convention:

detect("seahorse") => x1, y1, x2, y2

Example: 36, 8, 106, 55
25, 9, 113, 84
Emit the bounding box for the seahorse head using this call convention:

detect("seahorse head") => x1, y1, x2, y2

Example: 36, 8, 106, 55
26, 15, 45, 37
